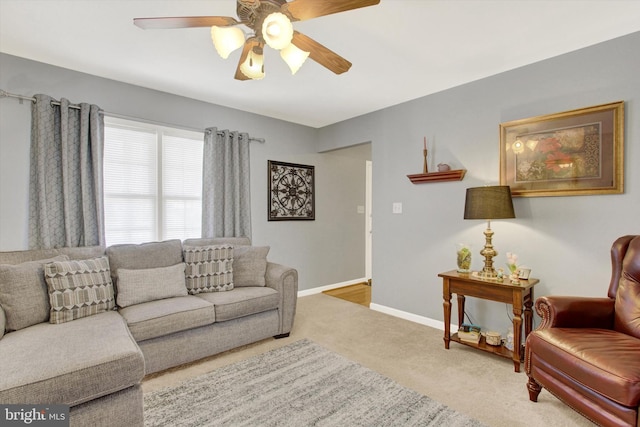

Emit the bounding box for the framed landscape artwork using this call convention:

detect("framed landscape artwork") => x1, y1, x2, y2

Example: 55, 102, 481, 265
268, 160, 315, 221
499, 101, 624, 197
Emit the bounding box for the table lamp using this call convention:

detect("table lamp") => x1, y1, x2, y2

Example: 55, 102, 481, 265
464, 186, 515, 278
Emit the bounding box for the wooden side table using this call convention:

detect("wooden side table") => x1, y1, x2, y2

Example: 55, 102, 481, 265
438, 270, 539, 372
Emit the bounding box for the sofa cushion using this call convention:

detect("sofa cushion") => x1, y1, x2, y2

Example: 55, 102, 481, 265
44, 257, 116, 324
118, 296, 216, 341
107, 239, 183, 286
183, 245, 234, 294
196, 287, 279, 322
0, 311, 144, 406
116, 263, 188, 308
0, 249, 61, 265
57, 246, 106, 260
0, 255, 68, 331
183, 237, 251, 247
528, 328, 640, 407
233, 246, 269, 287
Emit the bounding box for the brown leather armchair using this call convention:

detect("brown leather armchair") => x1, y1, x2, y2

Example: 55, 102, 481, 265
525, 235, 640, 427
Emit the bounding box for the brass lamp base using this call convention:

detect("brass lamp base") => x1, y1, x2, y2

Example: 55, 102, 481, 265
478, 220, 498, 278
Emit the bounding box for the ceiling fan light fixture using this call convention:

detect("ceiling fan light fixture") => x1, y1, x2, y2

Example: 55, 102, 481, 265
240, 48, 265, 80
211, 26, 245, 59
280, 43, 310, 75
261, 12, 293, 50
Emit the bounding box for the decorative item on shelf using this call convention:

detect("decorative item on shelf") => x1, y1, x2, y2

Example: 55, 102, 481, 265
456, 243, 472, 273
423, 137, 428, 173
485, 331, 502, 346
506, 252, 520, 284
504, 327, 514, 351
518, 268, 531, 280
463, 186, 515, 278
458, 323, 481, 344
407, 137, 466, 184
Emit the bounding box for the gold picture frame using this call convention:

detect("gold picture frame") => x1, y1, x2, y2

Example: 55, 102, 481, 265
499, 101, 624, 197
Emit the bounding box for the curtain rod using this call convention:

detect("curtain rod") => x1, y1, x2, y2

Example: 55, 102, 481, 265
0, 89, 265, 143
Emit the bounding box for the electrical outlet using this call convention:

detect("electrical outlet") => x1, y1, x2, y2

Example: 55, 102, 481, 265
392, 202, 402, 214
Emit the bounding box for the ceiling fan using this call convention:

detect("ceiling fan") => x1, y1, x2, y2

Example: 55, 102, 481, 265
134, 0, 380, 81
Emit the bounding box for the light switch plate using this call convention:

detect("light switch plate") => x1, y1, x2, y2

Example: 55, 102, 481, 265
392, 202, 402, 214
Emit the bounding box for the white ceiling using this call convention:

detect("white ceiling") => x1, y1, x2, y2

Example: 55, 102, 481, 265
1, 0, 640, 128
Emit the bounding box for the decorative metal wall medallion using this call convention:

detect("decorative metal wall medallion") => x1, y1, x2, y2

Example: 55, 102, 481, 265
268, 160, 315, 221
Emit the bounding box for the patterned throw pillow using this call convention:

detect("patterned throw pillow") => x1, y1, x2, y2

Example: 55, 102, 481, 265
183, 245, 234, 294
44, 257, 115, 324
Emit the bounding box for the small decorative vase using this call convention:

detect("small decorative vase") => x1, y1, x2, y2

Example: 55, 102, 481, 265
456, 243, 472, 273
504, 327, 514, 351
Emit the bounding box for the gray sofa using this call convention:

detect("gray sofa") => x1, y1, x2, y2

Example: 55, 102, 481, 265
0, 237, 298, 427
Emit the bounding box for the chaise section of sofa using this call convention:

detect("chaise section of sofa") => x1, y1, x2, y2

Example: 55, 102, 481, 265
0, 246, 145, 427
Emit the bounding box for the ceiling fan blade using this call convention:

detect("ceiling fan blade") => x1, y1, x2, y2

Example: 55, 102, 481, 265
284, 0, 380, 22
292, 31, 352, 74
134, 16, 240, 30
234, 38, 260, 81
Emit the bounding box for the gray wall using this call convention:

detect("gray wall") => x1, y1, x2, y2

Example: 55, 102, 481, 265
2, 30, 638, 329
319, 31, 640, 330
0, 53, 366, 290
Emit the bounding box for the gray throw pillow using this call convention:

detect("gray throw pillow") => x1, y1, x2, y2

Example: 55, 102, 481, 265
183, 245, 234, 294
107, 239, 184, 287
116, 263, 188, 308
0, 255, 68, 331
44, 257, 116, 324
233, 246, 270, 287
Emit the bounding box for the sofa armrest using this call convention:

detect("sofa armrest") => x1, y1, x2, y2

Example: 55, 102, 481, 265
265, 262, 298, 335
535, 296, 615, 329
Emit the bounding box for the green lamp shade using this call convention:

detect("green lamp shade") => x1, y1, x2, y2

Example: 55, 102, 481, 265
464, 186, 515, 220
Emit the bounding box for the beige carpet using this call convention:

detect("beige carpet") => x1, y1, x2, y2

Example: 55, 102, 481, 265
143, 294, 594, 427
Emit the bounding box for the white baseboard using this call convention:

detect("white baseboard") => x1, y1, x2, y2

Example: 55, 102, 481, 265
297, 278, 368, 297
369, 303, 449, 331
299, 280, 454, 332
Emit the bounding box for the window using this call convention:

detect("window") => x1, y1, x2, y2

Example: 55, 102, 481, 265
103, 117, 203, 246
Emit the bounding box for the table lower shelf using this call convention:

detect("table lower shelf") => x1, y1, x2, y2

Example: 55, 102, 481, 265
450, 333, 521, 361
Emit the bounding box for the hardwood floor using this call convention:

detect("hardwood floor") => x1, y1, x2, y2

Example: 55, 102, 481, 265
323, 283, 371, 307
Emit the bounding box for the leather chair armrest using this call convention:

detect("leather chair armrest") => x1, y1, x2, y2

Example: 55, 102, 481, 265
535, 296, 615, 329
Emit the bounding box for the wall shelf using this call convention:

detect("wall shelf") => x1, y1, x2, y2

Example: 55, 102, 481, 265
407, 169, 466, 184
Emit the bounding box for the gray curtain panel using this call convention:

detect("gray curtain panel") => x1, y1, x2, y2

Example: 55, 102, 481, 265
28, 94, 105, 249
202, 128, 251, 239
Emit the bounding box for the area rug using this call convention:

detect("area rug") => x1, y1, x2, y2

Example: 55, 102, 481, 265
144, 339, 486, 426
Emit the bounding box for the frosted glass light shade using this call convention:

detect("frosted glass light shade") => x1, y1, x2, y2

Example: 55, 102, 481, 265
211, 26, 245, 59
261, 12, 293, 50
240, 49, 265, 80
280, 43, 310, 75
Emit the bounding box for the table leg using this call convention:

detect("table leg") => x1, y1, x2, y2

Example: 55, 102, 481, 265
443, 279, 451, 349
524, 290, 534, 338
456, 294, 466, 328
512, 294, 523, 372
